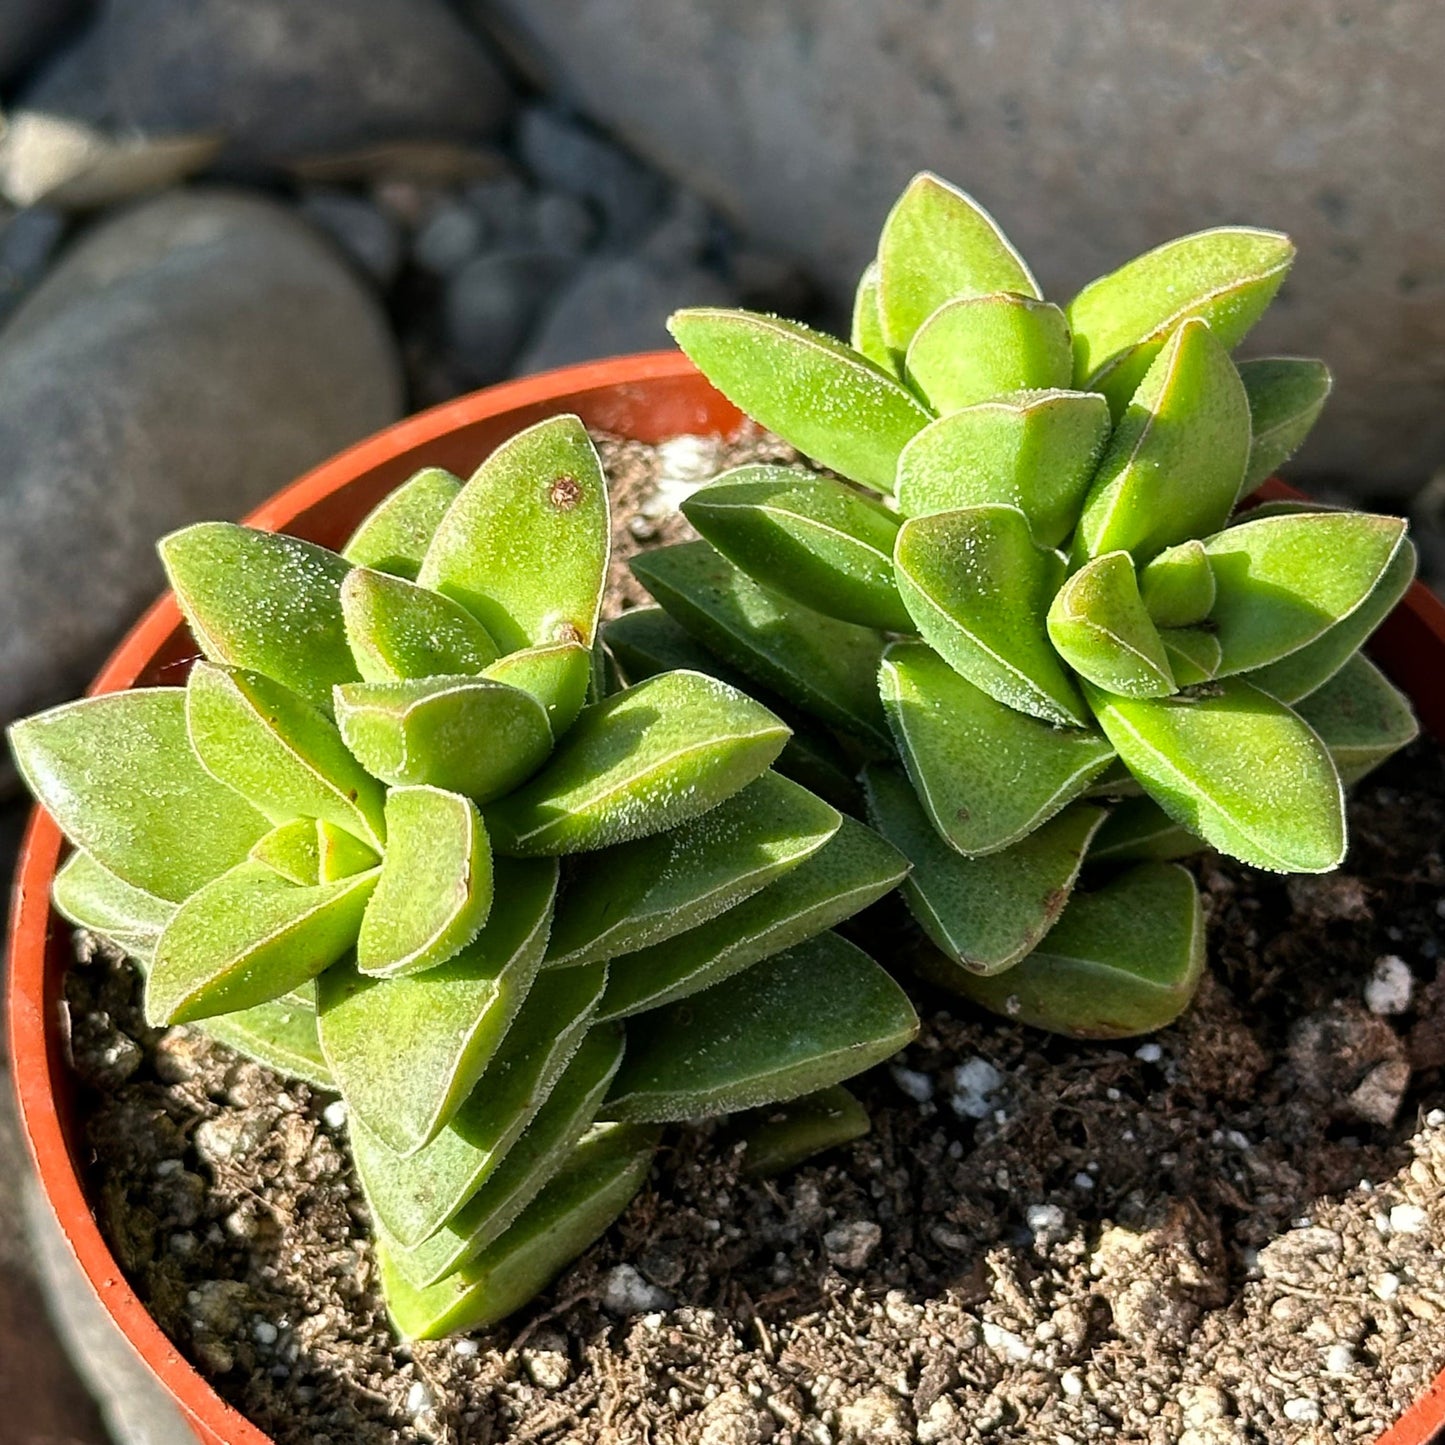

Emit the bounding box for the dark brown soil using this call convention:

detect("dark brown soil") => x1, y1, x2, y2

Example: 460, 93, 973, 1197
61, 435, 1445, 1445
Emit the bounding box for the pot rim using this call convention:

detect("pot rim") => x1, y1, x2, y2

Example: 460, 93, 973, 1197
6, 350, 1445, 1445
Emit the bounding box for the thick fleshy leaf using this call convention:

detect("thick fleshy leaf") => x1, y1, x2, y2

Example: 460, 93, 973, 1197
1085, 676, 1345, 873
1047, 552, 1175, 698
377, 1122, 659, 1340
668, 309, 931, 493
341, 567, 499, 682
682, 466, 909, 630
320, 857, 554, 1152
1159, 628, 1222, 686
1068, 227, 1294, 411
202, 998, 333, 1089
335, 675, 552, 803
159, 523, 358, 713
596, 813, 907, 1020
1089, 796, 1204, 863
384, 1026, 625, 1288
342, 466, 463, 580
605, 933, 918, 1122
9, 689, 268, 901
1139, 540, 1216, 628
850, 260, 894, 372
863, 764, 1104, 975
942, 863, 1204, 1037
630, 542, 889, 745
1203, 512, 1408, 677
418, 415, 610, 651
1075, 319, 1251, 562
52, 850, 176, 963
356, 786, 494, 978
187, 663, 386, 849
1294, 653, 1418, 787
482, 642, 591, 738
145, 860, 377, 1025
546, 770, 839, 968
486, 670, 790, 857
880, 642, 1113, 855
353, 962, 607, 1246
736, 1085, 870, 1178
894, 508, 1085, 725
905, 295, 1072, 414
1246, 536, 1416, 703
876, 172, 1040, 351
1238, 357, 1332, 490
249, 819, 321, 885
896, 390, 1111, 548
317, 820, 381, 882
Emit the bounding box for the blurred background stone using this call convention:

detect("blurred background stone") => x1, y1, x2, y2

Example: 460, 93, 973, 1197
0, 0, 88, 88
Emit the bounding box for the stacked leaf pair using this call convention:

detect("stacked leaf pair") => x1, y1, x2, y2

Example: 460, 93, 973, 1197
637, 171, 1418, 1039
8, 415, 918, 1339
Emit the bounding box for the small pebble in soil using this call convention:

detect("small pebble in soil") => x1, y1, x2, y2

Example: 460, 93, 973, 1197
1388, 1202, 1428, 1234
1135, 1041, 1164, 1062
601, 1263, 672, 1316
824, 1220, 883, 1270
950, 1057, 1002, 1118
891, 1064, 933, 1102
1366, 954, 1415, 1015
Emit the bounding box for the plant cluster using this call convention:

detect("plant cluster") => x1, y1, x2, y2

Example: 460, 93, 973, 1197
8, 416, 919, 1338
634, 171, 1418, 1037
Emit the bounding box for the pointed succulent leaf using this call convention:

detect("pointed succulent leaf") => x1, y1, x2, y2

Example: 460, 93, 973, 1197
384, 1027, 625, 1288
850, 260, 895, 372
630, 542, 890, 745
353, 962, 607, 1245
894, 506, 1087, 725
682, 466, 909, 630
1294, 653, 1418, 787
341, 566, 499, 682
1075, 319, 1251, 562
202, 997, 333, 1089
1139, 540, 1216, 628
52, 851, 176, 963
321, 858, 554, 1152
896, 390, 1111, 548
417, 415, 610, 651
1159, 628, 1222, 686
160, 523, 358, 713
880, 642, 1113, 855
356, 786, 495, 978
1084, 758, 1144, 799
864, 764, 1104, 974
481, 641, 591, 738
1089, 795, 1205, 863
1085, 676, 1345, 873
596, 813, 907, 1020
1246, 536, 1416, 703
736, 1085, 870, 1178
876, 172, 1040, 351
249, 818, 321, 885
606, 933, 917, 1122
317, 819, 381, 881
9, 689, 269, 900
1047, 552, 1175, 698
905, 294, 1073, 414
547, 770, 839, 968
145, 860, 377, 1025
342, 466, 463, 580
486, 670, 791, 857
942, 864, 1204, 1037
187, 663, 387, 849
1239, 358, 1332, 490
377, 1122, 659, 1341
1068, 227, 1294, 411
668, 309, 931, 493
1202, 512, 1408, 677
335, 674, 552, 803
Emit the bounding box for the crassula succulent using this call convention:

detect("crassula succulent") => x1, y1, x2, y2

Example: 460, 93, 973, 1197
8, 415, 919, 1338
636, 171, 1418, 1039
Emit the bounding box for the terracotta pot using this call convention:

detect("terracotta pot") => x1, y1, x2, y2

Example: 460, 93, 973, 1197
6, 352, 1445, 1445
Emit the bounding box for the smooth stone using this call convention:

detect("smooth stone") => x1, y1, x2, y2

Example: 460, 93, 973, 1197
0, 189, 403, 768
484, 0, 1445, 493
0, 0, 85, 86
0, 205, 64, 320
21, 0, 513, 167
446, 248, 576, 384
297, 188, 404, 286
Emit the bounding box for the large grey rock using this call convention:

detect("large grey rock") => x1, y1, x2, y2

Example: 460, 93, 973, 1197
483, 0, 1445, 494
446, 248, 577, 384
0, 188, 403, 753
23, 0, 513, 166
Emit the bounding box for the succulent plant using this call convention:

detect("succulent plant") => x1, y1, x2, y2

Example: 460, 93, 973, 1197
9, 415, 920, 1339
636, 171, 1418, 1039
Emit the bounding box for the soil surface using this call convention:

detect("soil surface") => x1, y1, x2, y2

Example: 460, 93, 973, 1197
61, 436, 1445, 1445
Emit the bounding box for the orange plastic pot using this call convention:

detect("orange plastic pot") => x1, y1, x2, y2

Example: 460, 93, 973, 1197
6, 353, 1445, 1445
